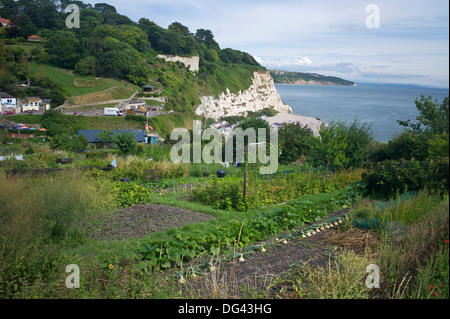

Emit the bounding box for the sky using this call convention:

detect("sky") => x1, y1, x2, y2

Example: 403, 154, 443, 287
84, 0, 449, 88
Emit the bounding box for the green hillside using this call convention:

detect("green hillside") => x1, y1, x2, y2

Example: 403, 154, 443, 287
0, 1, 263, 115
270, 70, 356, 86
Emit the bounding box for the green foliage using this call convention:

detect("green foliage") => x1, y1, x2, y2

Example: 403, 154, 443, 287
190, 177, 252, 211
44, 30, 81, 69
50, 133, 88, 153
428, 132, 449, 158
310, 121, 348, 170
308, 119, 374, 170
191, 169, 362, 211
369, 131, 428, 162
116, 183, 153, 207
41, 109, 86, 136
112, 132, 138, 155
278, 122, 315, 164
398, 95, 449, 137
140, 186, 359, 270
74, 56, 97, 76
0, 171, 116, 297
362, 158, 449, 199
95, 129, 116, 146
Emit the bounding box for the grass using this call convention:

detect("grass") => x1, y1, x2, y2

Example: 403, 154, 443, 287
291, 190, 449, 299
28, 62, 141, 102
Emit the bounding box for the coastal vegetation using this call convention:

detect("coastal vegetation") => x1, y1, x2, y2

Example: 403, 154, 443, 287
269, 70, 356, 86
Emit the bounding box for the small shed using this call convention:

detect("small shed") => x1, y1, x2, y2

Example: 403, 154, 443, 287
148, 133, 159, 144
142, 84, 156, 93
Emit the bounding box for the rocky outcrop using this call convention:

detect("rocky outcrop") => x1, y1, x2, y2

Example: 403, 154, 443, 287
156, 54, 200, 72
195, 71, 293, 120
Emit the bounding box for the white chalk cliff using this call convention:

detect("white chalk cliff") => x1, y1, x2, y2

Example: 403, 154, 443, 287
156, 54, 200, 72
195, 71, 292, 120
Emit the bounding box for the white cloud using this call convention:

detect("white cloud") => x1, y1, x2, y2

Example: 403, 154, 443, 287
82, 0, 448, 88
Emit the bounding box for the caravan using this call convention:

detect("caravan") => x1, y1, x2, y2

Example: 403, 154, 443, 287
104, 108, 123, 116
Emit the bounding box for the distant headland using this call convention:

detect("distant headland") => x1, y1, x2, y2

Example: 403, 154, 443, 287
269, 70, 356, 86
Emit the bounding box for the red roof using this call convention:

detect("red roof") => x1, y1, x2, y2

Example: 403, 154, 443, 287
0, 17, 11, 25
28, 34, 42, 40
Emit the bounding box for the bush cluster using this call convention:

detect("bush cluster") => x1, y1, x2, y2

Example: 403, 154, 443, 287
362, 157, 449, 199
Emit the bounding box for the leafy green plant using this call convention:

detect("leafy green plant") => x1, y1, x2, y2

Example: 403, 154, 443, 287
362, 158, 449, 199
116, 183, 153, 207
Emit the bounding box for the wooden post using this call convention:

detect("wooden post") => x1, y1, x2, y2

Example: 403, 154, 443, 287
243, 161, 248, 199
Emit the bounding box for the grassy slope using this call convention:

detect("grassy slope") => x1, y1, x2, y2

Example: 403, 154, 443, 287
28, 62, 141, 104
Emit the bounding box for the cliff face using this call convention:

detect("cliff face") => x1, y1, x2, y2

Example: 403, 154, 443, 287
195, 71, 292, 120
156, 54, 200, 72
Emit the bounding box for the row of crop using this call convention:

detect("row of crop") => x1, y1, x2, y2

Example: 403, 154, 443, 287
189, 169, 364, 211
138, 182, 362, 271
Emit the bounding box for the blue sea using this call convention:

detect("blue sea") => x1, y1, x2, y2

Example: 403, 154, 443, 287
275, 83, 449, 142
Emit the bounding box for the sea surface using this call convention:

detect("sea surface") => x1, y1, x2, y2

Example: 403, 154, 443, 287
275, 83, 449, 142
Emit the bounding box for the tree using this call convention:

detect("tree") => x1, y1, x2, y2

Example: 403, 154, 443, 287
44, 30, 81, 68
50, 134, 88, 153
310, 122, 349, 170
278, 122, 315, 164
95, 129, 116, 148
195, 28, 220, 52
169, 22, 190, 36
74, 56, 97, 76
112, 132, 137, 154
343, 118, 374, 168
398, 95, 449, 137
93, 2, 117, 15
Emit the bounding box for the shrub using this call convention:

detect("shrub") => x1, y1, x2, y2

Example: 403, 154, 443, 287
362, 158, 449, 199
278, 122, 315, 164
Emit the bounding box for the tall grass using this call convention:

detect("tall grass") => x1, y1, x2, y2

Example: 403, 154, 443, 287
0, 171, 115, 298
376, 197, 449, 298
291, 190, 448, 299
298, 249, 376, 299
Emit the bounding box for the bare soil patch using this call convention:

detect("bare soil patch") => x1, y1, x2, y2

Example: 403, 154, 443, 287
84, 204, 215, 241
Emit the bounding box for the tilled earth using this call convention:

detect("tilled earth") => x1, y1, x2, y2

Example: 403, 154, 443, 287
84, 203, 215, 241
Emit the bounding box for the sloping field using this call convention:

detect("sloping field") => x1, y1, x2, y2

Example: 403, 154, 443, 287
28, 62, 141, 104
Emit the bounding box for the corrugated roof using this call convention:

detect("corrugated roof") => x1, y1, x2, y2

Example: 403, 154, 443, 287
78, 129, 147, 143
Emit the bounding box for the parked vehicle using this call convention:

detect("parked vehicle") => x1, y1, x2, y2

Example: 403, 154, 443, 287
104, 108, 123, 116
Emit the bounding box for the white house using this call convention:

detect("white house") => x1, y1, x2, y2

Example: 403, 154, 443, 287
39, 99, 51, 111
1, 92, 17, 112
19, 97, 41, 112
